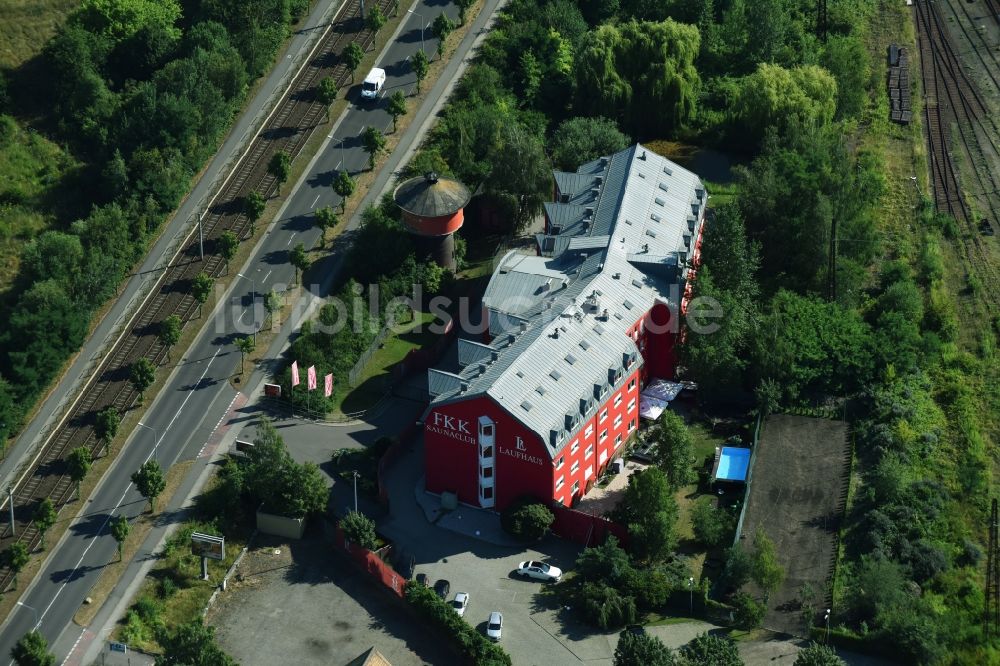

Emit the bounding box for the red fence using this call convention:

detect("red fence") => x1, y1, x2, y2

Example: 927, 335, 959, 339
333, 525, 405, 598
548, 503, 629, 548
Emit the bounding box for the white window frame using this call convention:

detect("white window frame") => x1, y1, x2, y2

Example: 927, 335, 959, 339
585, 444, 593, 459
571, 461, 580, 474
629, 419, 637, 432
585, 424, 594, 437
572, 481, 580, 494
599, 429, 608, 444
615, 434, 623, 447
570, 439, 579, 454
556, 475, 565, 490
614, 393, 622, 407
628, 397, 636, 412
599, 409, 608, 423
614, 414, 623, 428
555, 456, 564, 469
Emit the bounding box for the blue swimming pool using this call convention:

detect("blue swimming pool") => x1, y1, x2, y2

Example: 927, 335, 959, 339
716, 447, 751, 482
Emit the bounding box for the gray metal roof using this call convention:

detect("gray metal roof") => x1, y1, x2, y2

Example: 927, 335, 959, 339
427, 144, 706, 458
393, 172, 472, 217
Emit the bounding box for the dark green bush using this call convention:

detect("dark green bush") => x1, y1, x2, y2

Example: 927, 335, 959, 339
500, 499, 554, 541
404, 581, 512, 666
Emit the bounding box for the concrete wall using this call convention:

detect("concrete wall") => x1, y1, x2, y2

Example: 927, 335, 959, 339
256, 510, 306, 539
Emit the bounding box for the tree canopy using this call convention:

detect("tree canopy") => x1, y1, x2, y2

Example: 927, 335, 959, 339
575, 19, 700, 138
550, 116, 629, 171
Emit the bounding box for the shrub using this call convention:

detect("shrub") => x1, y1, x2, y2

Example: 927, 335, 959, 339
159, 577, 178, 599
404, 581, 512, 666
578, 581, 638, 629
691, 499, 735, 548
614, 629, 678, 666
341, 510, 378, 550
731, 592, 765, 629
133, 595, 160, 624
794, 642, 846, 666
679, 632, 743, 666
500, 500, 554, 541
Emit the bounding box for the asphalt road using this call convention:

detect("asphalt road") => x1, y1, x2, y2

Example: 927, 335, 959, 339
0, 0, 468, 660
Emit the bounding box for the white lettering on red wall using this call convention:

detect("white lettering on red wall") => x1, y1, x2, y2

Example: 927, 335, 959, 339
427, 412, 475, 444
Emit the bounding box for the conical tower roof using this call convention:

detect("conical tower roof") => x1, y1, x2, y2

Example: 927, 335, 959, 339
393, 172, 471, 217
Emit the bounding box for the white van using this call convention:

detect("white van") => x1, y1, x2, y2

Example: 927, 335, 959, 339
361, 67, 386, 100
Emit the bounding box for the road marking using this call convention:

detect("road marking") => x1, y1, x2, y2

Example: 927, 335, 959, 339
197, 393, 244, 458
263, 270, 272, 282
286, 233, 296, 246
311, 194, 320, 208
27, 348, 225, 647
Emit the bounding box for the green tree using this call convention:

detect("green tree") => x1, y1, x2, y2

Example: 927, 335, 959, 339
794, 643, 846, 666
614, 630, 677, 666
290, 243, 309, 285
67, 446, 92, 500
6, 280, 88, 391
485, 123, 551, 232
820, 35, 869, 120
131, 460, 166, 512
246, 418, 329, 517
679, 632, 743, 666
244, 190, 266, 234
575, 19, 700, 137
333, 170, 356, 212
110, 514, 130, 561
21, 231, 84, 292
652, 411, 694, 489
343, 42, 364, 82
130, 358, 156, 403
217, 230, 239, 274
10, 630, 55, 666
611, 468, 677, 562
235, 335, 255, 374
366, 5, 386, 37
157, 618, 235, 666
316, 76, 337, 121
551, 116, 629, 171
2, 542, 30, 587
264, 289, 282, 327
520, 51, 542, 105
732, 591, 766, 629
749, 526, 785, 599
691, 499, 735, 548
456, 0, 475, 24
736, 64, 837, 148
411, 49, 429, 93
388, 89, 407, 132
267, 151, 291, 195
72, 0, 182, 43
501, 501, 555, 541
158, 314, 182, 362
190, 272, 213, 317
432, 13, 454, 59
314, 206, 339, 248
95, 407, 120, 456
341, 510, 378, 550
361, 126, 386, 170
33, 498, 57, 550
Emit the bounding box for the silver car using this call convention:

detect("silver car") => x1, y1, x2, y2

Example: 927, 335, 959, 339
486, 611, 503, 641
450, 592, 470, 617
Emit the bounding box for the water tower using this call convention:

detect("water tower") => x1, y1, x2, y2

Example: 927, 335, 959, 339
393, 172, 471, 270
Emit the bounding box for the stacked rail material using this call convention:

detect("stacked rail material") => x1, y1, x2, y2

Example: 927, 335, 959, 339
889, 44, 913, 124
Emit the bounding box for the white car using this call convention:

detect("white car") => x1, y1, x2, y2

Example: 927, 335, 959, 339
486, 611, 503, 641
450, 592, 470, 617
517, 560, 563, 582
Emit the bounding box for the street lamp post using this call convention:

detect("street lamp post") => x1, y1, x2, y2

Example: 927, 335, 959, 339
352, 471, 360, 513
407, 9, 426, 52
17, 600, 39, 629
7, 486, 14, 537
236, 272, 258, 344
136, 422, 159, 462
198, 210, 205, 261
688, 577, 694, 614
824, 608, 831, 643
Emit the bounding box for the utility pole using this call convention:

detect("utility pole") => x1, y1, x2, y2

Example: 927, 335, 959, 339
352, 471, 360, 513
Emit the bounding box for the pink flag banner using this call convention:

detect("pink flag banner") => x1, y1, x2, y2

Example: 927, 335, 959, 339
291, 361, 300, 387
307, 365, 317, 391
324, 373, 333, 397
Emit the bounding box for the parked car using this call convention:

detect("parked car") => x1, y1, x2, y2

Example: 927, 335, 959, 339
450, 592, 470, 617
517, 560, 563, 582
434, 579, 451, 599
486, 611, 503, 641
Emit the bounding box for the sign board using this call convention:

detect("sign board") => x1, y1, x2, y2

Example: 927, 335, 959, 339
234, 439, 255, 455
264, 383, 282, 398
190, 532, 225, 560
109, 642, 127, 654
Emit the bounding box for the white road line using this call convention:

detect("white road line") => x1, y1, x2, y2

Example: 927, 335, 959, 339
286, 233, 296, 246
28, 348, 225, 647
263, 270, 272, 282
196, 393, 240, 458
311, 194, 320, 208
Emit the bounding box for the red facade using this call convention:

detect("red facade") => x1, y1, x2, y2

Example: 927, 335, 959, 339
424, 368, 642, 512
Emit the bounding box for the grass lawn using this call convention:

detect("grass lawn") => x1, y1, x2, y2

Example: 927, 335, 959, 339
0, 0, 79, 69
338, 310, 440, 415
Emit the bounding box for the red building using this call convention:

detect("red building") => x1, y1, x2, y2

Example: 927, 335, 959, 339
423, 144, 706, 511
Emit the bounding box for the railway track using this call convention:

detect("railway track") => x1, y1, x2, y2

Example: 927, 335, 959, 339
914, 0, 1000, 314
0, 0, 398, 591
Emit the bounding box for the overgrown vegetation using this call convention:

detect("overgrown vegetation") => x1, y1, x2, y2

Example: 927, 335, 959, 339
500, 497, 555, 541
0, 0, 312, 448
